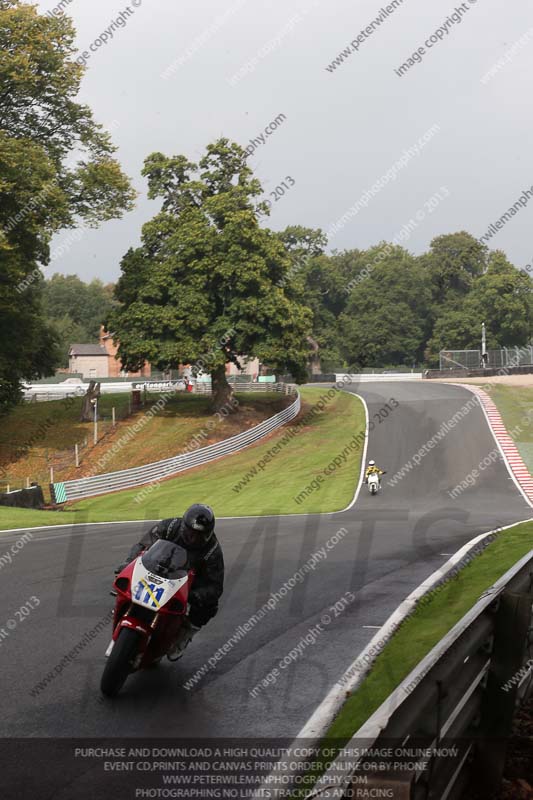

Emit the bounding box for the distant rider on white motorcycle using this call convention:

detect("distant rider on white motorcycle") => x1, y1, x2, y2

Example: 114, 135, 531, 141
365, 460, 386, 485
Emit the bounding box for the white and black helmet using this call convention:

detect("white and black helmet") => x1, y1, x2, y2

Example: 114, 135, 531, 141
368, 459, 375, 466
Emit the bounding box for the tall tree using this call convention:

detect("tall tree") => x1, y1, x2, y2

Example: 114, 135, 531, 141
43, 275, 116, 338
47, 314, 87, 369
0, 0, 135, 409
277, 225, 327, 262
339, 245, 432, 368
422, 231, 488, 300
426, 250, 533, 362
42, 274, 117, 365
276, 226, 343, 372
291, 252, 351, 372
471, 250, 533, 345
108, 139, 312, 410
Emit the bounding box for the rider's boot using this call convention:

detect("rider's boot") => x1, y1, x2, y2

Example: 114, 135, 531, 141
167, 620, 201, 661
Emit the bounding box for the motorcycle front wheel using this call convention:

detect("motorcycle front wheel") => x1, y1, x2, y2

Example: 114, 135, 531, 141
100, 628, 142, 697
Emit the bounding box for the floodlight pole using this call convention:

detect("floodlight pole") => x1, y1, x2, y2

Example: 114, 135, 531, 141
481, 322, 488, 369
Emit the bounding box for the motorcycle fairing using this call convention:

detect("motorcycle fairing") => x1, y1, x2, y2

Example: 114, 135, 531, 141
131, 558, 188, 611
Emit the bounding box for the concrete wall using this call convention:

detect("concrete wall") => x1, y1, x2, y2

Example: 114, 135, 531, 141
424, 365, 533, 379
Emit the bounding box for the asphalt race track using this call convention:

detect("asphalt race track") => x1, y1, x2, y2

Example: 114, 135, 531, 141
0, 381, 531, 742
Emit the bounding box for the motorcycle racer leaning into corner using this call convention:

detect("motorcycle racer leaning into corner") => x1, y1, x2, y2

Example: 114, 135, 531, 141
365, 459, 386, 483
115, 504, 224, 660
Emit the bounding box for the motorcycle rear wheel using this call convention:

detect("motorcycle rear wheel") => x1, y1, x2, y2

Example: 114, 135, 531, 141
100, 628, 141, 697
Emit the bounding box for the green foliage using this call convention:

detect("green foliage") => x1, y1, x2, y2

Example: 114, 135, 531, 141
277, 233, 378, 372
277, 225, 328, 259
41, 274, 116, 366
426, 308, 484, 361
423, 231, 488, 299
470, 250, 533, 345
0, 260, 62, 406
109, 139, 313, 396
339, 246, 432, 368
290, 233, 532, 371
426, 249, 533, 362
43, 274, 115, 338
0, 0, 136, 409
48, 315, 87, 369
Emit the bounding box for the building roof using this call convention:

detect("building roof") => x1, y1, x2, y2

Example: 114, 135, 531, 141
69, 344, 108, 357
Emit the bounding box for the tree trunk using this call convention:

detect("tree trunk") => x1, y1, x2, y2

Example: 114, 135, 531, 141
210, 364, 234, 414
307, 335, 322, 374
80, 381, 101, 421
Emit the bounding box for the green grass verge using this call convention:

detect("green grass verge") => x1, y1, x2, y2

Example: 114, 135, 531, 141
326, 519, 533, 739
485, 385, 533, 472
0, 387, 365, 531
289, 520, 533, 798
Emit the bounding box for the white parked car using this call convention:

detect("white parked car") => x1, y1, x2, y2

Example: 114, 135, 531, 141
59, 378, 86, 395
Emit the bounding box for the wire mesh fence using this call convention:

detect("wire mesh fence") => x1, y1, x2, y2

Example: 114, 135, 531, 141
440, 346, 533, 370
0, 402, 135, 492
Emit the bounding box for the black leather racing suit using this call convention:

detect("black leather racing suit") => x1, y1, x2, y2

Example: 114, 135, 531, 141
124, 517, 224, 628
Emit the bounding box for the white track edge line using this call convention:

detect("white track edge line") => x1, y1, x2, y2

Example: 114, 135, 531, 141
337, 393, 369, 513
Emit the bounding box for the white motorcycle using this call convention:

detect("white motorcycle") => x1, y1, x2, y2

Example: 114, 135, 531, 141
367, 471, 386, 495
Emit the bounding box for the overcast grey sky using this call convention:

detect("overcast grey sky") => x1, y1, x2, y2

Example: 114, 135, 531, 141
38, 0, 533, 281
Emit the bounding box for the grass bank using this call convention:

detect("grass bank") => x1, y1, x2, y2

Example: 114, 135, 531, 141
0, 391, 289, 491
0, 387, 365, 531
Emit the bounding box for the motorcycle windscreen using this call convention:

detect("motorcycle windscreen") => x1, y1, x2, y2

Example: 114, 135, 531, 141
141, 540, 188, 579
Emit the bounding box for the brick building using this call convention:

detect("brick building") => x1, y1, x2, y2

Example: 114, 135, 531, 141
99, 329, 151, 378
68, 329, 151, 379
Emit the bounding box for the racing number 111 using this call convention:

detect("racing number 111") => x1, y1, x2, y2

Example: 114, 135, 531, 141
134, 582, 165, 606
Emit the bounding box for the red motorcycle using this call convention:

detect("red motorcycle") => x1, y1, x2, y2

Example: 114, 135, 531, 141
101, 539, 195, 697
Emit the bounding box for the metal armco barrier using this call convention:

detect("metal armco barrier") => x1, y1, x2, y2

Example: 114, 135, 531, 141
193, 381, 281, 393
335, 373, 422, 382
311, 549, 533, 800
51, 387, 300, 502
24, 379, 283, 400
